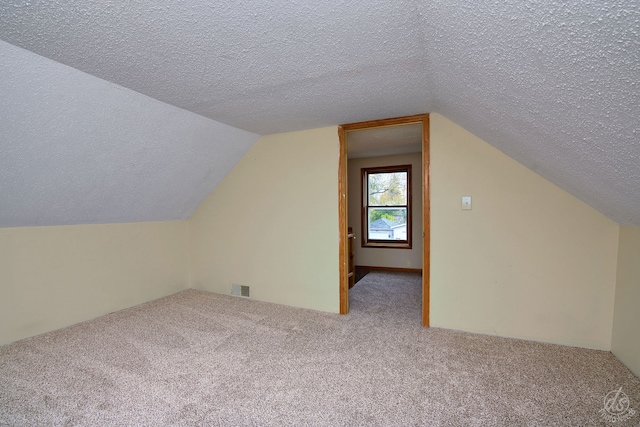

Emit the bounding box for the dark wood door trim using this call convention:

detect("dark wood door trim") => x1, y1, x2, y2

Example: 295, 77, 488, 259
338, 126, 349, 314
421, 115, 430, 327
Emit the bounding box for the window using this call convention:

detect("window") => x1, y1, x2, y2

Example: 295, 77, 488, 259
361, 165, 411, 248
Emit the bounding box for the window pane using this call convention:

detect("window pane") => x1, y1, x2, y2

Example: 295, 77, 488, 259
368, 172, 407, 206
361, 164, 412, 248
368, 207, 408, 241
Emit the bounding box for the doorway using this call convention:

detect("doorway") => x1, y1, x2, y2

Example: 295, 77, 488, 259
338, 114, 430, 326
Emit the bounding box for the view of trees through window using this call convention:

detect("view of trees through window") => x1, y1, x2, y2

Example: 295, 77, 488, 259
362, 165, 411, 246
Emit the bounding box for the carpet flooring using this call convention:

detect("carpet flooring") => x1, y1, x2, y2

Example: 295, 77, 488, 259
1, 271, 639, 426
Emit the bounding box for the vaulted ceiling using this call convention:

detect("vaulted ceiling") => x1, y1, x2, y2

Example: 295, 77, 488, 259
1, 1, 638, 227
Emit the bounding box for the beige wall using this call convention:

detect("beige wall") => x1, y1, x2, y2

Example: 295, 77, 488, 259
430, 114, 619, 350
348, 153, 423, 269
611, 226, 640, 377
0, 221, 189, 345
189, 116, 621, 351
2, 117, 626, 357
189, 127, 339, 312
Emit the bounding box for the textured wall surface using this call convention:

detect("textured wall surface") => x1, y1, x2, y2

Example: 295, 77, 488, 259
0, 1, 638, 226
0, 41, 259, 227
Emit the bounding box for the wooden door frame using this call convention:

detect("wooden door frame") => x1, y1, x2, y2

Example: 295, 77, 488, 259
338, 113, 430, 326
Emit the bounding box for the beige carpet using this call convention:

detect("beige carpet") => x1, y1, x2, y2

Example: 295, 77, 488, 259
1, 271, 639, 426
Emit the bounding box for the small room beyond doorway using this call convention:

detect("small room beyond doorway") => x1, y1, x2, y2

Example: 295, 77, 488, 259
342, 117, 428, 323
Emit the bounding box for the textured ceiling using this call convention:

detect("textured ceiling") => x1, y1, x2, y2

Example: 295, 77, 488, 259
0, 40, 258, 227
0, 0, 638, 226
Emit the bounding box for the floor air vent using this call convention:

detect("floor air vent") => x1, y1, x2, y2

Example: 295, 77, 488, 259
231, 284, 250, 297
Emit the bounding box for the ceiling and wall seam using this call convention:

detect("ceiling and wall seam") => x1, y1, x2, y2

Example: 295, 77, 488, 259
0, 1, 638, 226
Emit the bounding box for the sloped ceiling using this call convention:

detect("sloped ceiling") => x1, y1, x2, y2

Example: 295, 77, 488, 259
1, 1, 638, 226
0, 41, 259, 227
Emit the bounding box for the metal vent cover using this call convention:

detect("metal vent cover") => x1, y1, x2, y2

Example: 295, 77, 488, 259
231, 284, 250, 298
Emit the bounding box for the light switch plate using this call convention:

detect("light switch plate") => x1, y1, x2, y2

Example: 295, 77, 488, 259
462, 196, 472, 210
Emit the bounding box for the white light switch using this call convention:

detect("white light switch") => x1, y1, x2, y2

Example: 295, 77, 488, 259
462, 196, 472, 210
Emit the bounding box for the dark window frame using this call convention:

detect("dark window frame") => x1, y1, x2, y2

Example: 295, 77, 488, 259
361, 164, 412, 249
